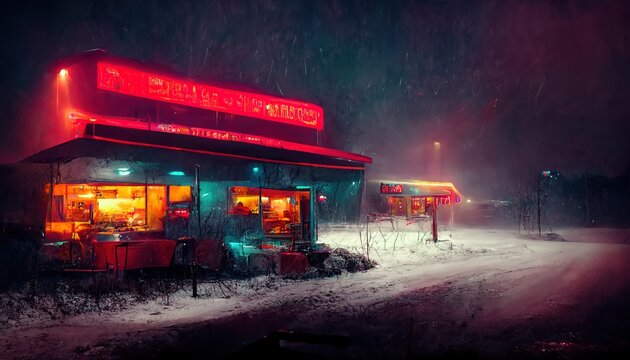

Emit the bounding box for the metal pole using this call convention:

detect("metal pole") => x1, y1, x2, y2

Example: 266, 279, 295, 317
537, 173, 541, 237
259, 176, 263, 233
195, 164, 201, 239
48, 164, 54, 233
432, 202, 438, 243
192, 164, 200, 298
145, 171, 149, 229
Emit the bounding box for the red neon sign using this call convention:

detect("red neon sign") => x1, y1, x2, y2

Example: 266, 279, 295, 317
97, 62, 324, 130
381, 183, 404, 194
68, 112, 371, 164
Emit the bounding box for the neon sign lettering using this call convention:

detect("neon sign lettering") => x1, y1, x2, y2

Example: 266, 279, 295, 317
97, 62, 324, 130
68, 113, 371, 164
381, 183, 404, 194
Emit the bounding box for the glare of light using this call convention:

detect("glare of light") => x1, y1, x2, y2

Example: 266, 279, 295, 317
352, 181, 356, 186
252, 166, 260, 174
59, 69, 68, 77
433, 141, 441, 148
202, 193, 209, 197
169, 171, 185, 176
466, 199, 471, 203
78, 193, 94, 198
115, 168, 131, 176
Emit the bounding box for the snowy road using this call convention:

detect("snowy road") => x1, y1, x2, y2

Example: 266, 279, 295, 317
1, 227, 630, 359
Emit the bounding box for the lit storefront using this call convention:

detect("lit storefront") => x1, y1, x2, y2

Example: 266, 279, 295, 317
21, 50, 371, 272
368, 180, 463, 225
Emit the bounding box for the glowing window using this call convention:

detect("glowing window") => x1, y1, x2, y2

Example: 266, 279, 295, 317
169, 186, 192, 203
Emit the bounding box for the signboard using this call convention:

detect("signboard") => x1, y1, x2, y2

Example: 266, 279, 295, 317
380, 183, 404, 194
96, 62, 324, 130
67, 113, 372, 164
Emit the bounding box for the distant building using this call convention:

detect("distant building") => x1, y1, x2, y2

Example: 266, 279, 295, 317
367, 180, 463, 226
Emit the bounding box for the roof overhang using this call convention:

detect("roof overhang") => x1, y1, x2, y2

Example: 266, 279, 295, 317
24, 124, 370, 170
370, 179, 463, 201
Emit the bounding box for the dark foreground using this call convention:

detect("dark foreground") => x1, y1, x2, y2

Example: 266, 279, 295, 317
2, 228, 630, 359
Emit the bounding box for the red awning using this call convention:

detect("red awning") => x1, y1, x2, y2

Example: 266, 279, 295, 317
24, 123, 370, 170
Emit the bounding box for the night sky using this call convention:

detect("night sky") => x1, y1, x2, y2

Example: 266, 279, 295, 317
1, 0, 629, 198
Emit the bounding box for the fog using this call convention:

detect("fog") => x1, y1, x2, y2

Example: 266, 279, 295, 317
1, 0, 629, 200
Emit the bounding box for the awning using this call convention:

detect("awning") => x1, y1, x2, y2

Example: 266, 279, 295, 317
24, 124, 370, 170
369, 180, 463, 201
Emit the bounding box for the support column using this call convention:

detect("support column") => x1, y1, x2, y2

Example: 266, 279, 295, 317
432, 203, 438, 243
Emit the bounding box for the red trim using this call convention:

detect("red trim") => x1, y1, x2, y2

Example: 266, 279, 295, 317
85, 135, 366, 171
70, 113, 371, 164
97, 61, 324, 130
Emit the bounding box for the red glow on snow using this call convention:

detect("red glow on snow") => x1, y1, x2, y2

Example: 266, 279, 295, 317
96, 62, 324, 130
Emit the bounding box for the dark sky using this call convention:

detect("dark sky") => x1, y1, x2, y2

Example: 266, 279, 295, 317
1, 0, 629, 198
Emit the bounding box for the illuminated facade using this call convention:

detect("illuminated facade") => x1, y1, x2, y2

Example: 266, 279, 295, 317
368, 180, 463, 225
17, 50, 371, 273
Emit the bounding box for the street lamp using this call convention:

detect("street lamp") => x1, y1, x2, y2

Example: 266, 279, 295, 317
537, 169, 557, 236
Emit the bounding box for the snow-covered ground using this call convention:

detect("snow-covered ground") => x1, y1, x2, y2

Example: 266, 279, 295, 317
1, 224, 630, 359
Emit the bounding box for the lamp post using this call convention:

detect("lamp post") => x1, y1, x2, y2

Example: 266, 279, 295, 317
56, 69, 68, 120
537, 170, 554, 237
537, 172, 542, 237
192, 164, 200, 298
252, 166, 264, 235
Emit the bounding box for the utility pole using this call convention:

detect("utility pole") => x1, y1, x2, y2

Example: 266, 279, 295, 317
537, 172, 541, 237
431, 201, 438, 243
192, 164, 200, 298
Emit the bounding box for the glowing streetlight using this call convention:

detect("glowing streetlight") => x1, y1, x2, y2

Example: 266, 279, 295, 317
56, 69, 69, 121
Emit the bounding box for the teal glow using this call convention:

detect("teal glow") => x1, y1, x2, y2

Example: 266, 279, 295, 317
296, 185, 310, 190
115, 168, 131, 176
169, 171, 185, 176
202, 193, 209, 197
252, 166, 260, 174
228, 242, 246, 257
